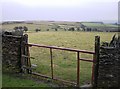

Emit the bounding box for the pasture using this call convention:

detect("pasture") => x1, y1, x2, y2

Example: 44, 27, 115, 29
2, 74, 49, 87
2, 21, 77, 32
2, 21, 117, 86
81, 22, 118, 28
28, 31, 116, 85
2, 21, 118, 32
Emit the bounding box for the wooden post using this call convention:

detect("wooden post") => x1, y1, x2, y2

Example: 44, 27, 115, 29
93, 36, 100, 88
21, 34, 31, 73
24, 34, 31, 73
20, 36, 24, 73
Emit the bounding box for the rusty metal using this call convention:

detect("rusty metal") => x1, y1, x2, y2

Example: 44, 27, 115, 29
26, 43, 95, 54
91, 54, 96, 84
77, 52, 80, 86
79, 58, 94, 62
50, 48, 54, 79
53, 77, 77, 85
31, 72, 77, 85
32, 72, 51, 78
25, 43, 96, 87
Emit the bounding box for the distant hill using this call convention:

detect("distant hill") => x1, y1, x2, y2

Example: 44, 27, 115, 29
2, 20, 119, 32
81, 22, 118, 32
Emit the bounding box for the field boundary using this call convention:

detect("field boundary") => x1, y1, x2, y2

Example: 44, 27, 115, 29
21, 36, 100, 87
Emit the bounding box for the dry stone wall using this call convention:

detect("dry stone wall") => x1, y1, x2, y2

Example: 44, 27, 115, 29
98, 34, 120, 88
2, 31, 27, 72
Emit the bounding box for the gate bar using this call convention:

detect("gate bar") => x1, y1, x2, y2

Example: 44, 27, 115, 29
77, 52, 80, 87
50, 48, 54, 79
25, 43, 96, 87
32, 72, 76, 85
27, 43, 95, 54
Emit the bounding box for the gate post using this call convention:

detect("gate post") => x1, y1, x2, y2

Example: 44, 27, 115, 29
93, 36, 100, 88
20, 34, 31, 73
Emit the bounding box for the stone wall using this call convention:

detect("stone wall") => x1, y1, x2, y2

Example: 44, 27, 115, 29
97, 34, 120, 88
2, 31, 27, 72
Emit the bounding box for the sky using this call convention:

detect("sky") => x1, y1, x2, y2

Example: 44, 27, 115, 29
1, 0, 119, 23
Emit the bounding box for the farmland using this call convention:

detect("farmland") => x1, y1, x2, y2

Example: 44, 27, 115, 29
2, 21, 117, 86
2, 21, 118, 32
27, 31, 116, 85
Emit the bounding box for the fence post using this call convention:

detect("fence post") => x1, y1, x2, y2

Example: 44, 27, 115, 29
24, 34, 31, 74
50, 48, 54, 79
21, 34, 31, 73
93, 36, 100, 88
77, 52, 80, 87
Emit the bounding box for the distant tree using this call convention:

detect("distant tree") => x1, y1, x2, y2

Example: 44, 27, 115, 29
14, 27, 18, 30
81, 24, 85, 28
23, 26, 28, 32
35, 29, 41, 32
55, 28, 57, 31
82, 27, 86, 31
80, 24, 86, 31
18, 26, 23, 30
46, 29, 49, 31
71, 27, 75, 31
35, 29, 38, 32
68, 27, 74, 31
86, 28, 91, 31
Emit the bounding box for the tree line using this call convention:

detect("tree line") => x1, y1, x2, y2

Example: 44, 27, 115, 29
14, 26, 28, 32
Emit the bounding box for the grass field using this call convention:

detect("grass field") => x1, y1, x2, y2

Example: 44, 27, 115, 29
2, 22, 117, 86
81, 22, 118, 28
2, 74, 49, 87
2, 21, 118, 32
27, 31, 116, 85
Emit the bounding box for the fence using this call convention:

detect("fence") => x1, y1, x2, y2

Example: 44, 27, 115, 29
2, 31, 119, 88
21, 36, 100, 87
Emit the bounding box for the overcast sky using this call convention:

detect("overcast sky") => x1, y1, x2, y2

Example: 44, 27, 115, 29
1, 0, 119, 22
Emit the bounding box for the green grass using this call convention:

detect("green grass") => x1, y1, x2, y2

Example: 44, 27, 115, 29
82, 22, 118, 28
82, 22, 105, 27
2, 22, 117, 86
2, 74, 49, 87
2, 21, 118, 32
27, 31, 116, 85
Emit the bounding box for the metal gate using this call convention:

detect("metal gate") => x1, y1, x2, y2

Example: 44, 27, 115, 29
21, 36, 100, 87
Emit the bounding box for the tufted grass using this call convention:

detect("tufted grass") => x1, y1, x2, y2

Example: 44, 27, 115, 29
2, 74, 49, 87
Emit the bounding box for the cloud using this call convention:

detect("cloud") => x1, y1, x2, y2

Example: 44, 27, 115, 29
1, 0, 118, 21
